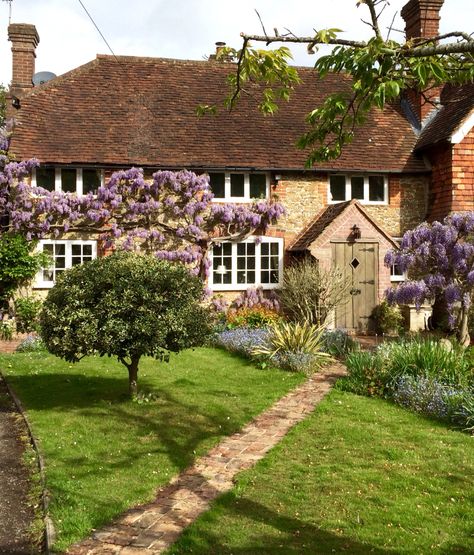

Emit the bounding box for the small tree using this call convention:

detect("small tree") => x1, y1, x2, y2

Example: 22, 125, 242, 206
40, 251, 212, 396
0, 234, 45, 316
278, 258, 351, 326
385, 213, 474, 346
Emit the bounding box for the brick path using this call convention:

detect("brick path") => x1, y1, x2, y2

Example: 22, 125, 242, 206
67, 362, 346, 555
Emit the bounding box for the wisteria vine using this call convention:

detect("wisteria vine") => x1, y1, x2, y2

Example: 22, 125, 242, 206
0, 125, 285, 279
385, 213, 474, 345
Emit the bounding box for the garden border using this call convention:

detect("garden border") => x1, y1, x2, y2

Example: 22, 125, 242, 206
0, 369, 55, 554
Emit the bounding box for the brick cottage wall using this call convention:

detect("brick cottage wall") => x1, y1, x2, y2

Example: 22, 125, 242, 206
426, 127, 474, 221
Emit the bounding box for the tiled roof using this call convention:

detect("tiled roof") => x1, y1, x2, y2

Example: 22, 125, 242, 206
9, 55, 427, 172
416, 83, 474, 150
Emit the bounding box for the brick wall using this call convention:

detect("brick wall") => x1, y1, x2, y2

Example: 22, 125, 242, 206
426, 127, 474, 221
452, 127, 474, 212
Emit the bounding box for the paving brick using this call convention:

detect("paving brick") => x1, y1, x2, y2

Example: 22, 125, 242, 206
67, 362, 345, 554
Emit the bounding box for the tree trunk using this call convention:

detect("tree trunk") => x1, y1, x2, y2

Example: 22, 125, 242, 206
458, 306, 470, 348
127, 356, 140, 397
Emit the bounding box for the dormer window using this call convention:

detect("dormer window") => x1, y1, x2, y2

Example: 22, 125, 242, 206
209, 172, 269, 202
329, 174, 388, 204
32, 167, 103, 195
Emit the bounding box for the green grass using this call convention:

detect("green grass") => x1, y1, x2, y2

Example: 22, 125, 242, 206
167, 391, 474, 555
0, 348, 303, 551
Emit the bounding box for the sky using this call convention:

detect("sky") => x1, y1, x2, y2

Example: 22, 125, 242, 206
0, 0, 473, 85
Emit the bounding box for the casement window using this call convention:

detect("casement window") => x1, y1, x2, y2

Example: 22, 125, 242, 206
34, 240, 97, 288
209, 172, 269, 202
390, 264, 405, 282
32, 167, 103, 195
328, 174, 388, 204
210, 237, 283, 291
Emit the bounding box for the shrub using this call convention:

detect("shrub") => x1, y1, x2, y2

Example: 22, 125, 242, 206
0, 234, 46, 311
338, 350, 391, 397
278, 258, 350, 326
14, 296, 43, 333
40, 252, 212, 396
0, 320, 14, 341
322, 328, 358, 358
371, 301, 404, 335
226, 306, 281, 329
15, 334, 46, 353
252, 321, 332, 372
377, 339, 473, 389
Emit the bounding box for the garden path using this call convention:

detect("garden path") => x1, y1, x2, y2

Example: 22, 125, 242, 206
67, 361, 346, 555
0, 376, 36, 555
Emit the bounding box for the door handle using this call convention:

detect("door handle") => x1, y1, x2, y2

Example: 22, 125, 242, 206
350, 288, 361, 295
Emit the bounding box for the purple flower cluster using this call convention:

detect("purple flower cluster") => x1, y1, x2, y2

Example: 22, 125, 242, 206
385, 213, 474, 323
0, 146, 285, 277
232, 286, 280, 311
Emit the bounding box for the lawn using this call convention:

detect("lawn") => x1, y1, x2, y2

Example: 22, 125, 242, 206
167, 390, 474, 555
0, 348, 303, 551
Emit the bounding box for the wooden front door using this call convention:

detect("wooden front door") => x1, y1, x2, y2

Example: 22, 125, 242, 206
332, 242, 378, 332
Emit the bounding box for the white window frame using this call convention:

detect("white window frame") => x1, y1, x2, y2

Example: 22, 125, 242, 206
32, 167, 104, 196
328, 174, 388, 205
390, 237, 405, 282
209, 236, 284, 291
34, 240, 97, 288
209, 172, 270, 203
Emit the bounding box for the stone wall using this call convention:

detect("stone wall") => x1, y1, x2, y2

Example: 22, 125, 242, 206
270, 172, 429, 243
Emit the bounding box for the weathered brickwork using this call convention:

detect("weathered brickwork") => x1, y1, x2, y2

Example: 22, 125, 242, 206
452, 127, 474, 212
426, 128, 474, 221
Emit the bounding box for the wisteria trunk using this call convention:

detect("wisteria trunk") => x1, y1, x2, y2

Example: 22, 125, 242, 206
458, 306, 470, 348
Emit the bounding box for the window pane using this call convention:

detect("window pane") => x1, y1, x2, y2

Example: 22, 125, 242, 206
249, 174, 267, 199
330, 175, 346, 201
261, 243, 269, 256
61, 169, 77, 193
55, 256, 66, 269
71, 245, 81, 256
83, 245, 92, 256
351, 176, 364, 200
237, 243, 246, 256
43, 244, 54, 255
83, 169, 101, 194
223, 243, 232, 256
55, 244, 65, 256
36, 167, 55, 191
71, 256, 82, 266
369, 175, 385, 202
270, 243, 279, 256
209, 173, 225, 198
230, 174, 245, 197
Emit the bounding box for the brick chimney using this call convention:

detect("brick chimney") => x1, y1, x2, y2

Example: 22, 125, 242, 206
401, 0, 444, 125
8, 23, 40, 96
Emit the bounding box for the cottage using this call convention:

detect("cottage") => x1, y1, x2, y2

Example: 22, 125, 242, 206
5, 0, 474, 332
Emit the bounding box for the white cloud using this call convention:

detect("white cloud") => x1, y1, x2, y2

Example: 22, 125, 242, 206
0, 0, 472, 84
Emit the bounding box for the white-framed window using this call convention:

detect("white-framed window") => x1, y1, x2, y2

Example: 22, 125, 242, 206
390, 238, 405, 282
32, 167, 104, 196
328, 174, 388, 205
209, 172, 269, 202
34, 240, 97, 288
390, 264, 405, 282
209, 236, 283, 291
